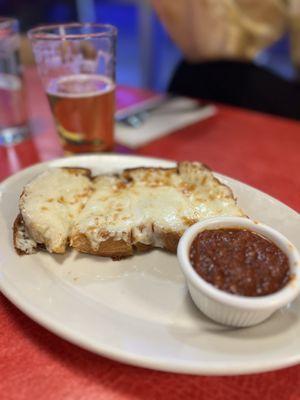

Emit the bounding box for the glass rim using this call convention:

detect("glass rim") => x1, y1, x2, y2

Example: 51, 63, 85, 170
0, 17, 18, 29
28, 22, 117, 41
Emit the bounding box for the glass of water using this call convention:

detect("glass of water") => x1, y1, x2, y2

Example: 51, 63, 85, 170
0, 17, 29, 146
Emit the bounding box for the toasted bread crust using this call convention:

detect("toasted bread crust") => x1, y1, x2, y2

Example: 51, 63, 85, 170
71, 230, 181, 258
71, 233, 133, 258
13, 214, 26, 255
134, 242, 153, 253
13, 214, 45, 255
160, 231, 181, 253
123, 166, 178, 178
61, 167, 92, 178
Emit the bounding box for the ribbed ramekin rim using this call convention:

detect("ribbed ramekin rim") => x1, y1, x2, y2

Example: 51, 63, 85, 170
177, 216, 300, 311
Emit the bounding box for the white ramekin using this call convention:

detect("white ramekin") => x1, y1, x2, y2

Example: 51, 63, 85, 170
177, 216, 300, 328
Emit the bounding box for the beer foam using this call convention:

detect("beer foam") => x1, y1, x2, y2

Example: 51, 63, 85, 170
47, 74, 115, 98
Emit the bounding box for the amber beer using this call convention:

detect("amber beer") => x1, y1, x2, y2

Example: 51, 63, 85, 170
47, 74, 115, 154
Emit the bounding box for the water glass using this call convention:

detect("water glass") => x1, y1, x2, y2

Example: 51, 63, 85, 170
0, 17, 29, 146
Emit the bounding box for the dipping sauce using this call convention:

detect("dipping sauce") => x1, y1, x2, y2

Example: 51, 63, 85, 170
189, 228, 290, 296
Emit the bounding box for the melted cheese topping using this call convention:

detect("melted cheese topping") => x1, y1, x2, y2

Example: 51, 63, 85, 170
19, 169, 93, 253
71, 164, 244, 250
19, 163, 244, 254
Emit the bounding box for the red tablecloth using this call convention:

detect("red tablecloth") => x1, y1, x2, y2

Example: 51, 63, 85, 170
1, 69, 300, 400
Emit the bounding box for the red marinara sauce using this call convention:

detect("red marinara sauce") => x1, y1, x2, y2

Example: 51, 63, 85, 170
189, 228, 290, 297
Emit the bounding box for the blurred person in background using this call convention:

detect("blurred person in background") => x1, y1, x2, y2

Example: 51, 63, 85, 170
152, 0, 300, 119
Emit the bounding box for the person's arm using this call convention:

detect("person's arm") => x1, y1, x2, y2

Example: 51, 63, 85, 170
288, 0, 300, 74
151, 0, 287, 61
151, 0, 228, 61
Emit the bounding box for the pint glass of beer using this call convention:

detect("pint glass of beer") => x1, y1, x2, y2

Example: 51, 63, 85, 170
28, 23, 117, 154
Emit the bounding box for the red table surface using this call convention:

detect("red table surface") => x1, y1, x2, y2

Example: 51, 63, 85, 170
1, 69, 300, 400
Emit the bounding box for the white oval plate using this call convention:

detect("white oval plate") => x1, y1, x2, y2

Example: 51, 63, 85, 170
0, 154, 300, 376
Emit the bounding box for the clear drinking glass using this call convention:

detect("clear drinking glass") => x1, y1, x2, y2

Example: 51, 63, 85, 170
0, 17, 29, 146
28, 23, 117, 154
